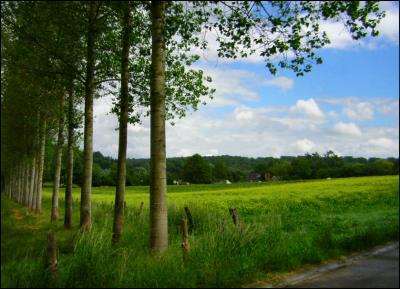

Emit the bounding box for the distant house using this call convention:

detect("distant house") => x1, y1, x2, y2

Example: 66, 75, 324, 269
215, 179, 232, 184
247, 173, 261, 182
173, 179, 189, 185
271, 176, 282, 182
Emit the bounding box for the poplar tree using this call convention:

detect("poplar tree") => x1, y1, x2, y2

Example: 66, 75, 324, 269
147, 0, 384, 253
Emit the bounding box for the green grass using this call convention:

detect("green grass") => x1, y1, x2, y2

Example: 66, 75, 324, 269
1, 176, 399, 288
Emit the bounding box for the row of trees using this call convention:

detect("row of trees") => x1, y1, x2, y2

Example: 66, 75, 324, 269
41, 150, 399, 186
1, 1, 385, 253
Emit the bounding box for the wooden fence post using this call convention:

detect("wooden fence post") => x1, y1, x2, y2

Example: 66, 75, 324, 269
46, 232, 58, 273
229, 208, 240, 226
181, 218, 190, 263
184, 206, 194, 234
138, 201, 144, 218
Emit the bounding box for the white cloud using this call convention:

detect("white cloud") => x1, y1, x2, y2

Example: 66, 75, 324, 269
378, 2, 399, 43
367, 137, 396, 150
91, 68, 399, 161
92, 95, 398, 159
333, 122, 362, 137
207, 96, 240, 107
295, 138, 316, 153
176, 148, 194, 157
328, 110, 338, 117
321, 21, 357, 49
201, 67, 262, 103
233, 106, 254, 121
269, 116, 323, 131
264, 76, 294, 91
192, 28, 264, 65
358, 129, 399, 157
198, 67, 294, 108
376, 99, 399, 117
343, 102, 374, 121
290, 98, 324, 119
318, 1, 399, 50
320, 97, 398, 122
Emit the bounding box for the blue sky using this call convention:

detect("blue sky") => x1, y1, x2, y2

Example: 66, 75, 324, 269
92, 1, 399, 159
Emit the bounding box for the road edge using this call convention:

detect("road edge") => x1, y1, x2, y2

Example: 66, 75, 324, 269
244, 241, 399, 288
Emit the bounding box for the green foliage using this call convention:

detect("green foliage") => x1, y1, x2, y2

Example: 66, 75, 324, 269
212, 160, 230, 181
107, 1, 216, 126
366, 159, 395, 176
183, 154, 213, 184
45, 150, 398, 187
191, 1, 384, 76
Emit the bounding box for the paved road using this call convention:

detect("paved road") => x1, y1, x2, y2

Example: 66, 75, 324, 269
284, 248, 399, 288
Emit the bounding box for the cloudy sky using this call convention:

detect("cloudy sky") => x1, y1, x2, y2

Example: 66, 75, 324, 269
92, 1, 399, 159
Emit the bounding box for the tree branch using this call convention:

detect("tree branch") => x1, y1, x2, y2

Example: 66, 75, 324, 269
94, 78, 121, 86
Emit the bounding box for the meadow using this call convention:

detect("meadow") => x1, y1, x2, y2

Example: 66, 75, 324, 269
1, 176, 399, 288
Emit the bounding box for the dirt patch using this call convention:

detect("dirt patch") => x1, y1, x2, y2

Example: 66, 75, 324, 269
11, 207, 42, 230
11, 208, 23, 222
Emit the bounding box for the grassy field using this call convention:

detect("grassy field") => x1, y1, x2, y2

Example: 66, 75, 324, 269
1, 176, 399, 288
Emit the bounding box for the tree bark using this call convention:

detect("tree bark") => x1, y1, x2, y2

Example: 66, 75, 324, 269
51, 95, 65, 221
10, 167, 14, 201
32, 153, 39, 211
36, 119, 46, 213
17, 161, 22, 203
29, 155, 36, 209
51, 94, 65, 222
181, 218, 190, 262
31, 112, 40, 210
64, 87, 74, 229
14, 165, 18, 202
112, 2, 132, 245
23, 158, 30, 206
12, 167, 16, 201
7, 173, 12, 199
5, 174, 10, 199
46, 232, 58, 273
80, 1, 97, 231
149, 0, 168, 254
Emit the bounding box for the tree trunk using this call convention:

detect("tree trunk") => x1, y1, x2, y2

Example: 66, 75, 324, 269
5, 174, 10, 199
22, 160, 26, 204
17, 161, 22, 203
112, 2, 132, 245
149, 0, 168, 254
36, 119, 46, 213
51, 94, 65, 222
12, 167, 16, 201
9, 169, 12, 201
8, 173, 12, 199
46, 232, 58, 273
80, 1, 97, 231
24, 158, 30, 206
9, 168, 13, 200
64, 87, 74, 229
14, 165, 19, 202
32, 154, 39, 211
29, 155, 36, 209
31, 112, 40, 210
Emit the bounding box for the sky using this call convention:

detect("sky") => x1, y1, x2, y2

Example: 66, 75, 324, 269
91, 1, 399, 159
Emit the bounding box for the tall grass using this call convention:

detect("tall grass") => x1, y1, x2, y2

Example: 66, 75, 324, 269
1, 176, 399, 288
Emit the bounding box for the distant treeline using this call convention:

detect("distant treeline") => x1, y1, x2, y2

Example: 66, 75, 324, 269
42, 142, 399, 186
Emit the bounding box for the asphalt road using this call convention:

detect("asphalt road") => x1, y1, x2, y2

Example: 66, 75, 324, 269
284, 247, 399, 288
